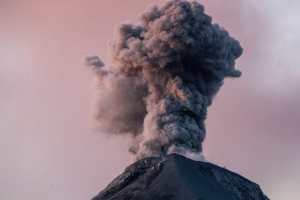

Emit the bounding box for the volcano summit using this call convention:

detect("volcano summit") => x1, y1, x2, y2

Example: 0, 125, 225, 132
93, 154, 269, 200
90, 0, 268, 199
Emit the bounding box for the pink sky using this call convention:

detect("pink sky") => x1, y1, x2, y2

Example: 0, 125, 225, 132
1, 1, 299, 199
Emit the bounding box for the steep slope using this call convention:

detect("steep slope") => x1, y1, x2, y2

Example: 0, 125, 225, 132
93, 154, 269, 200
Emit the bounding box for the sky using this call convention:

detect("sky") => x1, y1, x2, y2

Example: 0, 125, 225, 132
0, 0, 299, 199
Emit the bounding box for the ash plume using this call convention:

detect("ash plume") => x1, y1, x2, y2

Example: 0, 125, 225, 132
90, 0, 242, 160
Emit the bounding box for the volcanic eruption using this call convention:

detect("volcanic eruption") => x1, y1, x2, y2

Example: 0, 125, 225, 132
90, 0, 242, 160
89, 0, 268, 199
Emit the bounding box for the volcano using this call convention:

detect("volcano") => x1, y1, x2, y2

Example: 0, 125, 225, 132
92, 154, 269, 200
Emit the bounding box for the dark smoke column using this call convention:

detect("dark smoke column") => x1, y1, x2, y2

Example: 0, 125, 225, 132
92, 0, 242, 160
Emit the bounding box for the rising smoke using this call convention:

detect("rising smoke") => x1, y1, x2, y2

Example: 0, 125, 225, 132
89, 0, 242, 160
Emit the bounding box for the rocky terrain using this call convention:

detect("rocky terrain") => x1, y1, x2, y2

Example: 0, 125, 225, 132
93, 154, 269, 200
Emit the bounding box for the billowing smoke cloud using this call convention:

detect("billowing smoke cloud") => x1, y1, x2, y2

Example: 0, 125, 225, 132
90, 0, 242, 160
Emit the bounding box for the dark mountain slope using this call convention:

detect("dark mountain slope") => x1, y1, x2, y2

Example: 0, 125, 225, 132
93, 154, 269, 200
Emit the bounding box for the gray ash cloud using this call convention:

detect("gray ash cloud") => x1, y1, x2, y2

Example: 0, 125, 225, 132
90, 0, 242, 160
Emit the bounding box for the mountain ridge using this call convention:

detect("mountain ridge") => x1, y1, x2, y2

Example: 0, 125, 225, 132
93, 154, 269, 200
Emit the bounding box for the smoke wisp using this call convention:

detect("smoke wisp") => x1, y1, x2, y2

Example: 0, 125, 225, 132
90, 0, 242, 160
